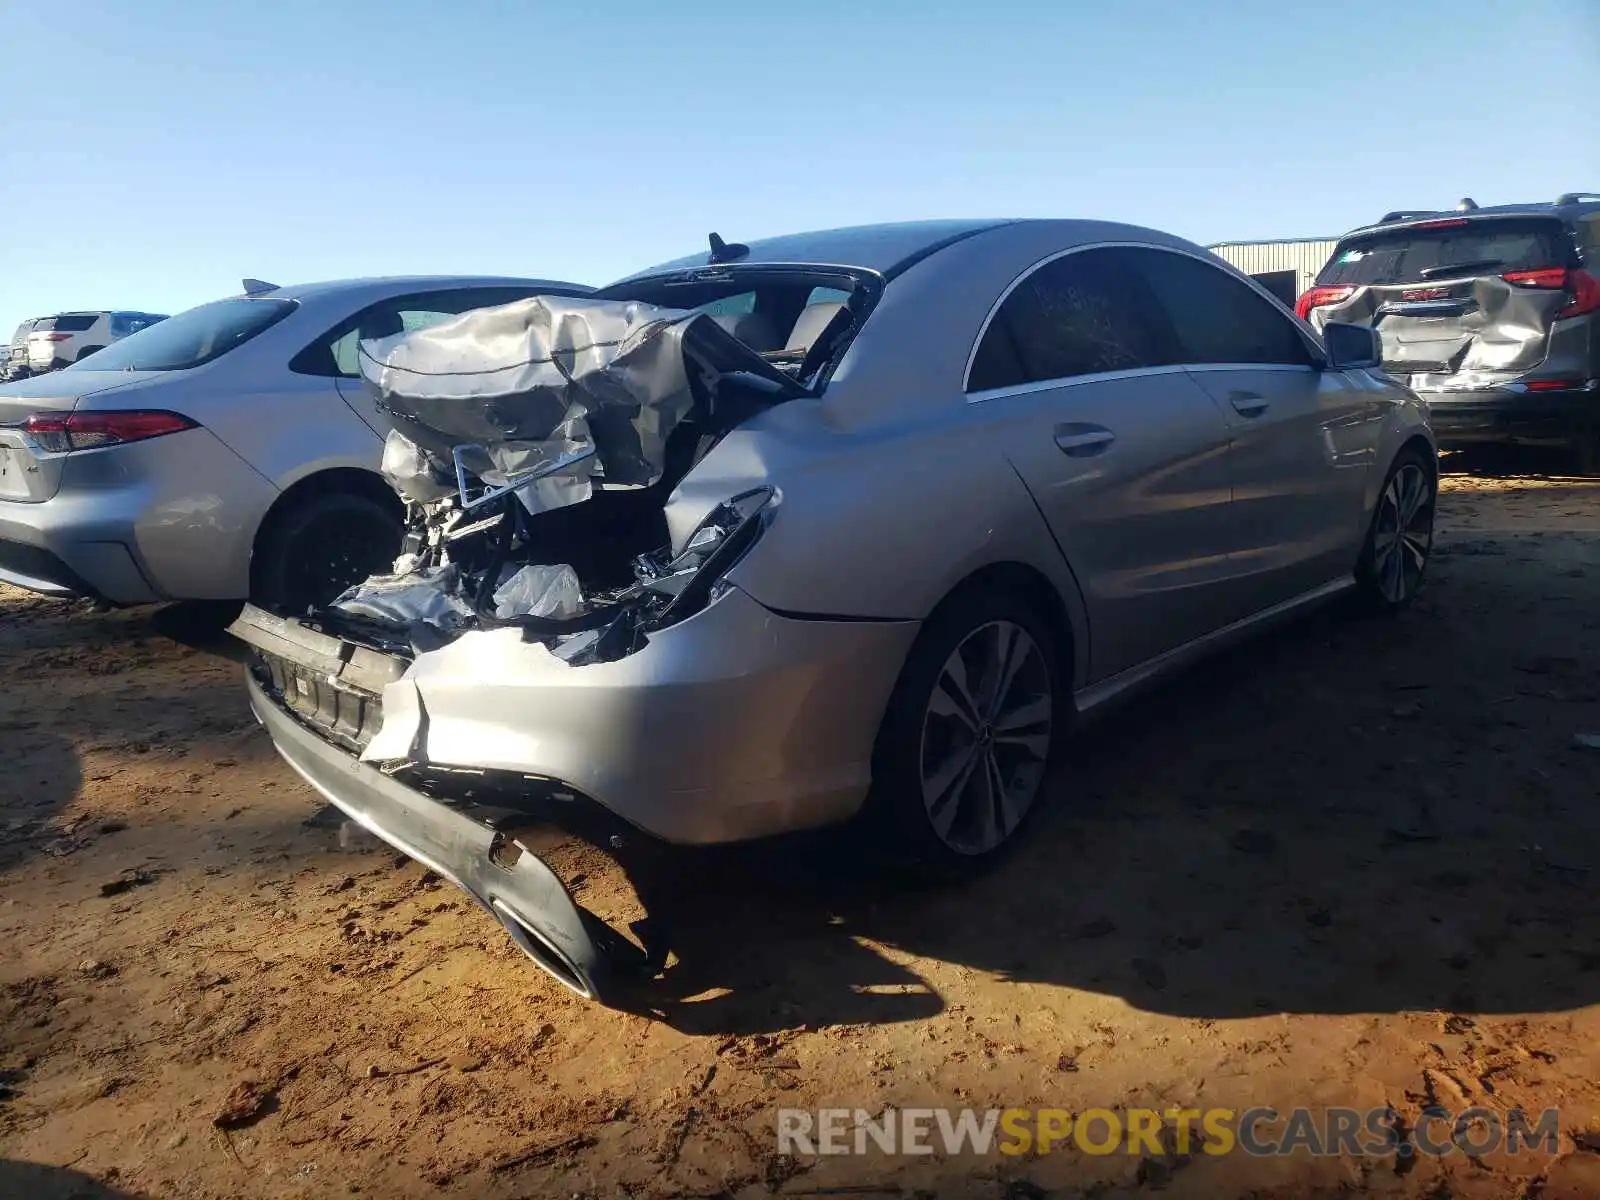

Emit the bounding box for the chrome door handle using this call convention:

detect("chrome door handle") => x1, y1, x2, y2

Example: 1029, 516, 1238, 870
1054, 427, 1116, 456
1229, 390, 1268, 417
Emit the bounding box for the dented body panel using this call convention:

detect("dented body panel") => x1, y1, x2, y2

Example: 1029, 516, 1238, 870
236, 219, 1435, 999
354, 587, 918, 843
1306, 204, 1600, 451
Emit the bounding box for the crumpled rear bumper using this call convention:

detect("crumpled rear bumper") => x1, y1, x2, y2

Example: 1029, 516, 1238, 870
247, 670, 648, 1000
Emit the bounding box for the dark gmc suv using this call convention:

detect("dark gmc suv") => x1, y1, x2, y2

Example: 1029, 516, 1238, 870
1298, 192, 1600, 470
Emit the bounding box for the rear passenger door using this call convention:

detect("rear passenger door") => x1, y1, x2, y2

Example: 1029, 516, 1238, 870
1130, 248, 1381, 606
969, 247, 1239, 681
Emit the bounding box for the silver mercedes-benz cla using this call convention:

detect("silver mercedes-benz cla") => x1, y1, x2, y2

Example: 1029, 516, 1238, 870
232, 218, 1436, 1001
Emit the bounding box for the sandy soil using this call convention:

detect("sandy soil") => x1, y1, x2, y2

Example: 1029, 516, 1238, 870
4, 450, 1600, 1199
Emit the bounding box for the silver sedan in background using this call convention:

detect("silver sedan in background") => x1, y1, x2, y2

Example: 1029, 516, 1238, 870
0, 275, 589, 609
234, 219, 1436, 1001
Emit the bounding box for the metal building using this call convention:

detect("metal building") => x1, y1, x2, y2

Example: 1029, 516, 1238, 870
1207, 238, 1340, 308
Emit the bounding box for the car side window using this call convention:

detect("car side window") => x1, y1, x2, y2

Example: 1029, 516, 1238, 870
967, 248, 1172, 392
295, 286, 546, 378
1132, 249, 1318, 367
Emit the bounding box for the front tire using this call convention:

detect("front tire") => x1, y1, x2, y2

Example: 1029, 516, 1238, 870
864, 585, 1066, 877
1354, 446, 1436, 612
252, 491, 402, 614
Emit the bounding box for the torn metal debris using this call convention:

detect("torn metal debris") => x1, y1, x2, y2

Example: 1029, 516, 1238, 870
316, 294, 793, 660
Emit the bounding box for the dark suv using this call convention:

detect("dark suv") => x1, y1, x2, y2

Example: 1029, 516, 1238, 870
1298, 192, 1600, 469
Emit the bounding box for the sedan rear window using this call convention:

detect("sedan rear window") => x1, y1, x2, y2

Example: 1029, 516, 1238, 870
71, 298, 295, 372
1318, 218, 1575, 287
596, 266, 879, 386
37, 313, 99, 333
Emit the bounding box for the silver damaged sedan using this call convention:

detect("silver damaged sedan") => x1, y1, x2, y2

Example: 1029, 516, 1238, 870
233, 219, 1437, 1001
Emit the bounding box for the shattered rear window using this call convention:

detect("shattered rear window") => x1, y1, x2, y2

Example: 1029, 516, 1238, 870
1318, 218, 1575, 287
596, 266, 878, 383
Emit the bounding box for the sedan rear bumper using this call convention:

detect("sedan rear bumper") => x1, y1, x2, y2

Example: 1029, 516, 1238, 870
247, 669, 647, 999
0, 522, 158, 602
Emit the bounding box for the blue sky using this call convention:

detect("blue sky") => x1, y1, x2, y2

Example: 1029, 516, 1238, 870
1, 0, 1596, 333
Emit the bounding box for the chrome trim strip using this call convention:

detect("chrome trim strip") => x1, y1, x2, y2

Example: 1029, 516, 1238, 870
1071, 577, 1355, 716
1182, 362, 1319, 376
967, 362, 1189, 403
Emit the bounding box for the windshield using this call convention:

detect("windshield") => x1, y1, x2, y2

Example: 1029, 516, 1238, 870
1318, 218, 1575, 287
70, 297, 295, 372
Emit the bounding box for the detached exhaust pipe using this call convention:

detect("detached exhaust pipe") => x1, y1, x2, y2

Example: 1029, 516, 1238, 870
491, 899, 598, 1000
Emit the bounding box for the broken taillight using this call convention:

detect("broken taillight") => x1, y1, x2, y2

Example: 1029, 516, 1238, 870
1295, 286, 1355, 321
24, 410, 198, 453
642, 487, 776, 631
1502, 267, 1600, 318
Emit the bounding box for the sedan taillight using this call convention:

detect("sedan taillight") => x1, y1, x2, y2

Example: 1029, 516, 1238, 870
1295, 285, 1355, 321
24, 410, 198, 453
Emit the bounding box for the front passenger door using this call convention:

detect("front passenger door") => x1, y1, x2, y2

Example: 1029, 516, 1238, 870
970, 248, 1239, 682
1130, 249, 1382, 605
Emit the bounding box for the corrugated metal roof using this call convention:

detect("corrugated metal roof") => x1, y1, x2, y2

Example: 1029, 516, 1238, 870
1206, 237, 1340, 247
1208, 239, 1341, 296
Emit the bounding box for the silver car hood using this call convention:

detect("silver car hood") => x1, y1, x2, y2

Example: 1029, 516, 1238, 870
357, 294, 806, 510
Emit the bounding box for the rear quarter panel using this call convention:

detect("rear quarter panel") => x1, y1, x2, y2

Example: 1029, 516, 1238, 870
688, 402, 1094, 688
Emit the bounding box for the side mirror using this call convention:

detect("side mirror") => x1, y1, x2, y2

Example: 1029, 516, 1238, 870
1322, 321, 1381, 370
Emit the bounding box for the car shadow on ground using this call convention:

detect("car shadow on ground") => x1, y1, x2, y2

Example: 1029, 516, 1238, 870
603, 493, 1600, 1035
0, 1159, 142, 1199
147, 601, 247, 662
1440, 441, 1591, 480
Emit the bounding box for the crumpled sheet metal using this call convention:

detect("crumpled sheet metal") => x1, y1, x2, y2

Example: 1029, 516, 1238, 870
331, 565, 475, 634
378, 428, 455, 503
359, 296, 701, 512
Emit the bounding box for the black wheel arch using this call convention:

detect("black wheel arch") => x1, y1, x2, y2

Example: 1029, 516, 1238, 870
249, 467, 403, 599
921, 561, 1077, 689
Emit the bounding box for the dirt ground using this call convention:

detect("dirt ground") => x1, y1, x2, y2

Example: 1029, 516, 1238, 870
4, 449, 1600, 1200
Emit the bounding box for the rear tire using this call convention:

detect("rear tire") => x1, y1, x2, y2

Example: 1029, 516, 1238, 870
863, 584, 1067, 879
252, 491, 402, 614
75, 345, 103, 363
1354, 445, 1436, 613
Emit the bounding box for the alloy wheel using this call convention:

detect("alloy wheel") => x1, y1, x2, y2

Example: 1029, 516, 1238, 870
918, 619, 1053, 855
1372, 462, 1434, 604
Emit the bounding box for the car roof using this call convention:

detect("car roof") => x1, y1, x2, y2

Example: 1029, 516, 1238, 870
252, 274, 593, 302
1344, 196, 1600, 239
610, 220, 1017, 284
